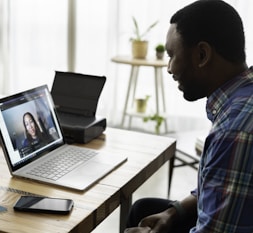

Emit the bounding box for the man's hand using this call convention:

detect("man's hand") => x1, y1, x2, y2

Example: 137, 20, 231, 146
124, 195, 197, 233
138, 209, 175, 233
124, 208, 176, 233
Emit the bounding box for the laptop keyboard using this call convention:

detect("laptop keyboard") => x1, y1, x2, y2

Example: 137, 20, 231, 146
27, 147, 97, 181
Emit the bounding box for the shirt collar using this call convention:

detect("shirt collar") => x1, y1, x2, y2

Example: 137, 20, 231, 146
206, 67, 253, 122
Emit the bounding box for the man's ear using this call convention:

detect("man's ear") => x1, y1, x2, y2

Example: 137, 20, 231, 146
196, 41, 212, 68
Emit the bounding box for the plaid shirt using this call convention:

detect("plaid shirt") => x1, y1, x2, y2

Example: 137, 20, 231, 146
191, 67, 253, 233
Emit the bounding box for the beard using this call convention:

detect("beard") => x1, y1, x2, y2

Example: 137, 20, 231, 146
183, 86, 206, 101
177, 75, 207, 101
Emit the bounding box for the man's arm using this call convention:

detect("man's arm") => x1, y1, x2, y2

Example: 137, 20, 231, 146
136, 194, 197, 232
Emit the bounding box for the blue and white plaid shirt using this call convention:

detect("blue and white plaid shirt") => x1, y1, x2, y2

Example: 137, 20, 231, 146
191, 67, 253, 233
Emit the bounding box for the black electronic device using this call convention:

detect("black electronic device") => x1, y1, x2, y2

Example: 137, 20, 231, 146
58, 115, 106, 144
51, 71, 107, 143
13, 196, 74, 214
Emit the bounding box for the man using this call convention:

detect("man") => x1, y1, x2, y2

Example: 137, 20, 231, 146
124, 0, 253, 232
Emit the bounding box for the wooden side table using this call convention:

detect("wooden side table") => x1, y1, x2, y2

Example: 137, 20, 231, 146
111, 55, 168, 133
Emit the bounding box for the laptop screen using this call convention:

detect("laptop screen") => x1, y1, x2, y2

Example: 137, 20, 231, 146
0, 85, 64, 171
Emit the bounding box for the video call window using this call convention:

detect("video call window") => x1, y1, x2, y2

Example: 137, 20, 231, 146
2, 94, 59, 158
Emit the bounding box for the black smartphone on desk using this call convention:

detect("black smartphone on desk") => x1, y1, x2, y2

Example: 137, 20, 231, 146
13, 196, 74, 214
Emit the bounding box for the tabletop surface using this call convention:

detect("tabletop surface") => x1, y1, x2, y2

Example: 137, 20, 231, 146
111, 55, 168, 67
0, 127, 175, 233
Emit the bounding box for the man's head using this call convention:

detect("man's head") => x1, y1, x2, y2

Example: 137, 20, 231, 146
166, 0, 247, 101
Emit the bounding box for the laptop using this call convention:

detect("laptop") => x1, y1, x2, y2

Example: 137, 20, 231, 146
0, 85, 127, 191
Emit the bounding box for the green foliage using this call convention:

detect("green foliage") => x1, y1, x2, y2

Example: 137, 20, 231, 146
145, 95, 151, 102
155, 44, 165, 52
143, 113, 164, 134
131, 17, 159, 41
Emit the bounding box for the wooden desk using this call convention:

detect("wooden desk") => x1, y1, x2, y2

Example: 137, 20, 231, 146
111, 56, 168, 133
0, 127, 176, 233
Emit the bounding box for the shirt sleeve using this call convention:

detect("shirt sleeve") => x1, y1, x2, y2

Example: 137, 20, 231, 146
194, 130, 253, 233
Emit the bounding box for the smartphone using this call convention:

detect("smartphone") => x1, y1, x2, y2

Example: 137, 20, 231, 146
13, 196, 74, 214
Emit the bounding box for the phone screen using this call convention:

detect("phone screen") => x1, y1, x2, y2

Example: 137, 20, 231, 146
14, 196, 74, 214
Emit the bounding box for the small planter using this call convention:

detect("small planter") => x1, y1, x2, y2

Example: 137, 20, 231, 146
135, 95, 150, 113
130, 17, 158, 59
156, 51, 164, 60
132, 40, 148, 59
155, 44, 165, 60
135, 98, 147, 113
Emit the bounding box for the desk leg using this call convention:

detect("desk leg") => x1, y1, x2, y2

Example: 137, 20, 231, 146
120, 195, 132, 233
168, 154, 175, 198
121, 66, 139, 129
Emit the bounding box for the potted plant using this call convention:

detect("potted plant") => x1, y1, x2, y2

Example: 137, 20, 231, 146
155, 44, 165, 59
143, 113, 164, 134
131, 17, 158, 59
135, 95, 150, 113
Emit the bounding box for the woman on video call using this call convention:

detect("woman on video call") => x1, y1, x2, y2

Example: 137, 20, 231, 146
22, 112, 47, 150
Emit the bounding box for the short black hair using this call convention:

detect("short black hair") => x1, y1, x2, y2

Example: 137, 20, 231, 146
170, 0, 246, 63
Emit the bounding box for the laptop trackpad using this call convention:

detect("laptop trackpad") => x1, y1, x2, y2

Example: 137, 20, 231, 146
61, 161, 113, 189
75, 161, 111, 176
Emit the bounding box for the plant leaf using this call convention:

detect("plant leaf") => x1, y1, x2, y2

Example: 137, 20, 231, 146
132, 17, 141, 40
140, 20, 159, 39
132, 17, 158, 41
